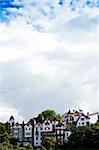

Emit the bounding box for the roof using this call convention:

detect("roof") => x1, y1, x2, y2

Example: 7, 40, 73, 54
56, 122, 64, 127
9, 115, 14, 120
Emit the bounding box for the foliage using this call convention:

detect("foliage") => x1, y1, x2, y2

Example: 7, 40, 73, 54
67, 123, 99, 148
36, 109, 62, 122
43, 137, 56, 150
36, 147, 47, 150
40, 146, 47, 150
26, 144, 34, 150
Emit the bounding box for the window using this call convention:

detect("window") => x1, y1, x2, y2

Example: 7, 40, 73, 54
57, 130, 59, 134
67, 133, 68, 136
36, 131, 38, 135
81, 118, 84, 121
70, 118, 72, 121
58, 136, 60, 139
36, 142, 38, 145
25, 132, 31, 136
45, 122, 49, 125
82, 122, 84, 125
36, 137, 38, 140
61, 130, 63, 135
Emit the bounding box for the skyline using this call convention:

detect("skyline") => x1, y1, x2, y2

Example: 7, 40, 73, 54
0, 0, 98, 122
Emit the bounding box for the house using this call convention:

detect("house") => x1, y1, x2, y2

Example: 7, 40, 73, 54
42, 120, 53, 132
23, 123, 33, 146
76, 114, 90, 127
10, 118, 33, 147
55, 121, 71, 145
9, 116, 71, 147
55, 121, 65, 145
34, 119, 59, 146
62, 109, 90, 127
9, 109, 91, 148
41, 120, 54, 145
11, 122, 23, 142
34, 123, 42, 147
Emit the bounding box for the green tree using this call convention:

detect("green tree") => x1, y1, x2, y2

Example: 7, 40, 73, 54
37, 109, 62, 122
68, 124, 99, 148
43, 137, 56, 150
26, 144, 34, 150
19, 147, 27, 150
4, 122, 10, 134
41, 146, 47, 150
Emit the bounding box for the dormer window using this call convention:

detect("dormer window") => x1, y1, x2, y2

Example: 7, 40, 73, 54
45, 122, 49, 125
81, 118, 84, 121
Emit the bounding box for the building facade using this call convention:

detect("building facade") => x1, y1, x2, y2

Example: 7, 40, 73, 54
9, 110, 91, 147
62, 109, 90, 128
34, 123, 42, 147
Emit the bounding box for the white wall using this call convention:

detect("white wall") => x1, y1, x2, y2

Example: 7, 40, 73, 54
42, 120, 53, 132
76, 116, 86, 127
24, 124, 32, 138
34, 124, 42, 147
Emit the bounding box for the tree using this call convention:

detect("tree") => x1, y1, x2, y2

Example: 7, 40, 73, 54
41, 146, 47, 150
26, 144, 34, 150
4, 122, 10, 134
43, 137, 56, 150
68, 124, 99, 148
37, 109, 62, 122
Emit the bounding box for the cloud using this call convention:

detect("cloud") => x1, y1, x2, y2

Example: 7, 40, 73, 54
0, 20, 59, 63
0, 0, 98, 122
0, 97, 24, 123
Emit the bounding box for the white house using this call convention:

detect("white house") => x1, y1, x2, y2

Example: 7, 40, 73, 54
24, 123, 33, 146
76, 114, 90, 127
62, 109, 90, 127
12, 122, 23, 141
42, 120, 53, 132
34, 123, 42, 147
24, 123, 32, 138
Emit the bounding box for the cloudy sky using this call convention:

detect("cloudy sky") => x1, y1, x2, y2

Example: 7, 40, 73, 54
0, 0, 99, 122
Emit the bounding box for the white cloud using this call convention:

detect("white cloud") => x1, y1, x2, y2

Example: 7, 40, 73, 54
0, 20, 59, 63
0, 1, 98, 122
0, 99, 24, 123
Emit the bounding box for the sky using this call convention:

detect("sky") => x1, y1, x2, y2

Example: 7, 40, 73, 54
0, 0, 99, 123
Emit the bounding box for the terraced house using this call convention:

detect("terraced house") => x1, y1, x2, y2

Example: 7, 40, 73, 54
9, 109, 99, 148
